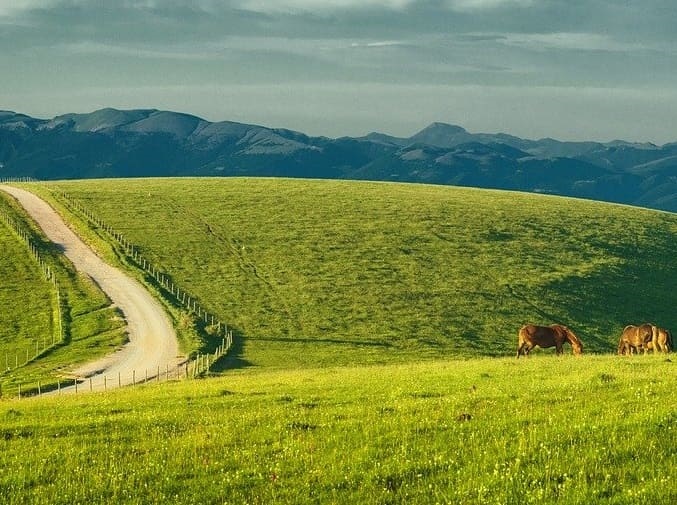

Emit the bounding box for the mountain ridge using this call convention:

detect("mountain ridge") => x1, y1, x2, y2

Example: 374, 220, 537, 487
1, 108, 675, 212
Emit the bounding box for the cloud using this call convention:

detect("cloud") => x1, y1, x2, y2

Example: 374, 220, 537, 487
447, 0, 534, 11
0, 0, 57, 16
499, 32, 647, 52
59, 41, 217, 60
233, 0, 415, 14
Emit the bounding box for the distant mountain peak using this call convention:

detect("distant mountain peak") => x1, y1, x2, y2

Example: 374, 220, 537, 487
46, 108, 158, 133
416, 122, 467, 134
409, 122, 472, 148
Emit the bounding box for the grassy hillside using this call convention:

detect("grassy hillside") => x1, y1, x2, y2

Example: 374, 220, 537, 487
0, 191, 127, 393
33, 178, 676, 368
0, 201, 54, 358
0, 355, 673, 504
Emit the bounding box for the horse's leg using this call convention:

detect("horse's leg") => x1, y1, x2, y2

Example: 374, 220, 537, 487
660, 336, 669, 353
651, 327, 659, 354
555, 342, 563, 355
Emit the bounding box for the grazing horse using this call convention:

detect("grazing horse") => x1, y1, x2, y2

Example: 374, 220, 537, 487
516, 324, 583, 358
617, 324, 654, 355
648, 326, 673, 353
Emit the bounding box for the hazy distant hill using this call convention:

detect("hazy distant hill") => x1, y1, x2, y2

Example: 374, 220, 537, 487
1, 108, 675, 212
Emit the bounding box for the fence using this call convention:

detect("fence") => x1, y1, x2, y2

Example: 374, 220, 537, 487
0, 177, 38, 183
5, 333, 233, 398
0, 201, 65, 371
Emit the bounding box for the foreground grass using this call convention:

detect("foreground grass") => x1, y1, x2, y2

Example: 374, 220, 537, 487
0, 355, 673, 504
0, 191, 127, 394
34, 178, 677, 368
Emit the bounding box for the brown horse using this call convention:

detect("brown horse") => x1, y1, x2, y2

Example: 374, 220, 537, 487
617, 324, 654, 355
516, 324, 583, 358
648, 326, 673, 353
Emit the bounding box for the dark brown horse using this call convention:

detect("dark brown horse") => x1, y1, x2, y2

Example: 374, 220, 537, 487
516, 324, 583, 358
617, 324, 654, 355
648, 326, 673, 353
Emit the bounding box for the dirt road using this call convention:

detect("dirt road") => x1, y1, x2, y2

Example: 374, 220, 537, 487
0, 185, 182, 391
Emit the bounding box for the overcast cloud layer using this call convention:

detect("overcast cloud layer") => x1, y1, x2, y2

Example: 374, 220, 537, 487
1, 0, 676, 143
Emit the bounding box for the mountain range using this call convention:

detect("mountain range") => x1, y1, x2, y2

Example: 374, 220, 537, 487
1, 108, 676, 212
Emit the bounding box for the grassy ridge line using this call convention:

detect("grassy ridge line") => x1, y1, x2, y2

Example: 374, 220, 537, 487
0, 188, 127, 395
23, 183, 225, 362
0, 355, 673, 504
40, 178, 677, 368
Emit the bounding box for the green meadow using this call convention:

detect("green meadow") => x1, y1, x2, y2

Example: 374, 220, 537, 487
1, 178, 675, 504
0, 355, 674, 504
33, 177, 677, 368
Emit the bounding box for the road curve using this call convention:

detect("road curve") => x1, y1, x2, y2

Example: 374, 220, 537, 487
0, 185, 182, 391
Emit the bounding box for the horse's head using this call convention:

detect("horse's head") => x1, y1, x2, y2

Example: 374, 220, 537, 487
565, 327, 583, 356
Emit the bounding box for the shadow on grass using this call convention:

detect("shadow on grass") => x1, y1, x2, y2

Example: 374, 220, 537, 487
211, 330, 252, 371
541, 258, 676, 354
247, 336, 395, 348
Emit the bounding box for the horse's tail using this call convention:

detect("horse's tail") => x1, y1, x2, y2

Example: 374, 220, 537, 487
667, 330, 674, 352
617, 335, 626, 355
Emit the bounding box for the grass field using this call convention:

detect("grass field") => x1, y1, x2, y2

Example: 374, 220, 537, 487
0, 191, 127, 394
1, 179, 675, 504
33, 177, 677, 369
0, 355, 673, 504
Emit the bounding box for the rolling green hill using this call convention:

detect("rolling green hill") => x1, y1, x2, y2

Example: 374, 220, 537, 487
32, 177, 676, 368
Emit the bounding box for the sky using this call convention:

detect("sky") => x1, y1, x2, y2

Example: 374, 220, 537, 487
1, 0, 676, 143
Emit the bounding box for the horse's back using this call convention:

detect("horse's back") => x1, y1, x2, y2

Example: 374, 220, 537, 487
518, 324, 559, 343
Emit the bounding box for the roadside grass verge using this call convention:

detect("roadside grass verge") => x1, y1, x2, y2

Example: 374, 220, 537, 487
0, 190, 127, 395
0, 355, 673, 504
32, 177, 677, 368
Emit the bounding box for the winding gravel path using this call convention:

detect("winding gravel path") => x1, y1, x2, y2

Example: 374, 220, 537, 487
1, 185, 182, 392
